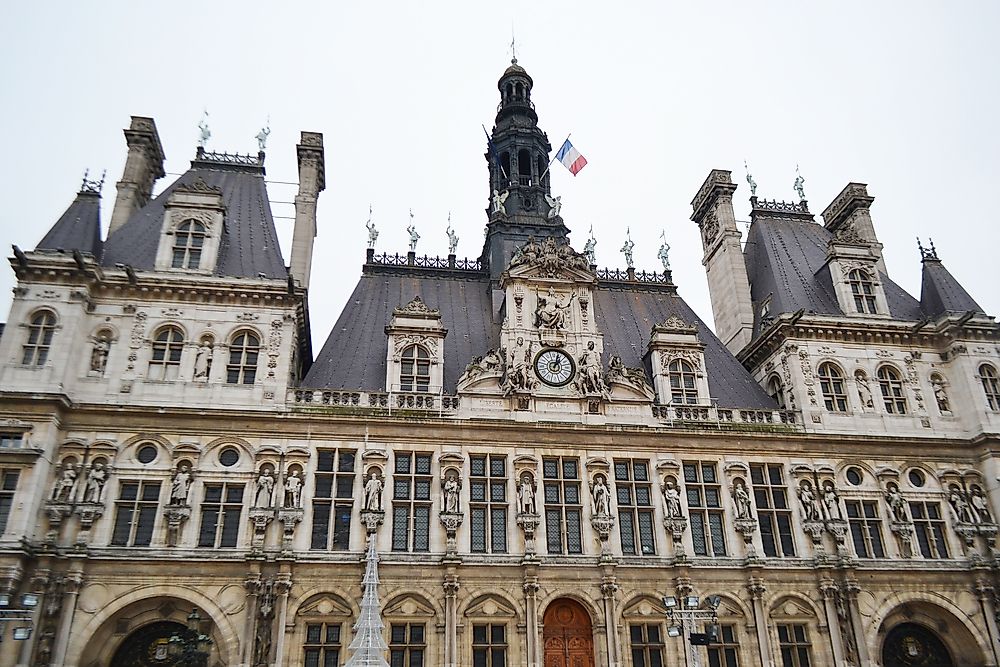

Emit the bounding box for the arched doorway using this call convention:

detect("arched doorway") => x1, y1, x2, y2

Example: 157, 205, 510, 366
110, 621, 189, 666
882, 623, 953, 667
543, 598, 595, 667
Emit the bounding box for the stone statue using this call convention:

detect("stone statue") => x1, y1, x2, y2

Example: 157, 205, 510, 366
745, 160, 757, 196
620, 229, 635, 269
733, 481, 752, 519
583, 227, 597, 266
657, 231, 671, 271
535, 288, 575, 330
255, 122, 270, 152
254, 468, 275, 507
948, 484, 974, 523
446, 220, 459, 255
363, 472, 383, 511
82, 462, 107, 503
797, 480, 820, 521
365, 206, 378, 249
504, 337, 534, 393
793, 165, 806, 201
193, 342, 212, 380
90, 337, 110, 374
443, 475, 460, 513
283, 470, 302, 509
932, 376, 950, 413
577, 341, 605, 395
855, 371, 873, 410
544, 193, 562, 219
591, 476, 611, 517
52, 463, 78, 502
662, 480, 682, 518
517, 475, 535, 514
491, 189, 509, 215
407, 212, 420, 252
884, 483, 908, 522
170, 464, 192, 504
971, 485, 992, 523
821, 481, 842, 520
197, 110, 211, 148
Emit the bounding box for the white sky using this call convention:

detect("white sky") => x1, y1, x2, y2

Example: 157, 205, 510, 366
2, 1, 998, 352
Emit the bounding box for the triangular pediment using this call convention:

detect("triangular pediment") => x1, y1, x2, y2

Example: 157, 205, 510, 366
464, 594, 517, 619
297, 593, 353, 617
621, 595, 667, 618
769, 596, 818, 619
384, 594, 436, 618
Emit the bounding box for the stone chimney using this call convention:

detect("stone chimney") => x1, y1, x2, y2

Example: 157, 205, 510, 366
289, 131, 326, 290
108, 116, 166, 235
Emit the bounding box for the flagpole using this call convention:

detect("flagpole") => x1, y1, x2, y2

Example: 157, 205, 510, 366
539, 133, 570, 185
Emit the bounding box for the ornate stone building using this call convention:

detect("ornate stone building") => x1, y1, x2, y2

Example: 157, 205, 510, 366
0, 60, 997, 667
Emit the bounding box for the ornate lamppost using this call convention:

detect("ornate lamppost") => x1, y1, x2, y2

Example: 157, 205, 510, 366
662, 594, 722, 667
167, 608, 212, 666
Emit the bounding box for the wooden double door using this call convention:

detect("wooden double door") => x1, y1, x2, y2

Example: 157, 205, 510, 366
543, 598, 596, 667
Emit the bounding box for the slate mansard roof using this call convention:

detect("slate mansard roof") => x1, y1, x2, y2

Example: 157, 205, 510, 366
919, 256, 985, 318
304, 264, 777, 409
35, 190, 103, 257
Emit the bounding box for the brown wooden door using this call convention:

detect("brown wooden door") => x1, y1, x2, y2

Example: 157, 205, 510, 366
543, 598, 595, 667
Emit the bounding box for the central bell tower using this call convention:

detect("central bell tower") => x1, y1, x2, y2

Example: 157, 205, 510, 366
482, 59, 569, 279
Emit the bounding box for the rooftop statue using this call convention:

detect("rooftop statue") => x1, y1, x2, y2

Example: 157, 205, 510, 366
256, 119, 270, 152
620, 228, 635, 269
744, 159, 757, 196
794, 164, 806, 201
446, 214, 458, 255
544, 193, 562, 219
197, 110, 211, 148
657, 230, 671, 271
407, 209, 420, 252
365, 205, 378, 249
491, 189, 509, 215
583, 226, 597, 266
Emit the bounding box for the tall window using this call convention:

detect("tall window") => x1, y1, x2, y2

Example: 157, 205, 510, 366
629, 624, 665, 667
751, 464, 795, 557
616, 459, 656, 555
21, 310, 56, 366
111, 481, 161, 546
227, 331, 260, 384
399, 345, 431, 392
304, 623, 342, 667
981, 364, 1000, 411
767, 376, 785, 409
909, 501, 949, 559
845, 500, 886, 558
877, 366, 907, 414
668, 359, 698, 404
392, 453, 432, 552
171, 220, 206, 269
847, 269, 877, 314
311, 450, 355, 551
470, 455, 507, 553
707, 625, 740, 667
543, 457, 583, 555
684, 461, 727, 557
817, 362, 848, 412
390, 623, 425, 667
777, 623, 813, 667
472, 623, 507, 667
0, 470, 20, 534
198, 483, 244, 548
148, 326, 184, 381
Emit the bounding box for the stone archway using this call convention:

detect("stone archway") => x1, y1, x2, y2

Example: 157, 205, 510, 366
543, 598, 595, 667
882, 623, 953, 667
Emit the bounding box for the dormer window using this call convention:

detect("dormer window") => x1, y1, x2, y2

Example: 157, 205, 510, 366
171, 220, 206, 269
668, 359, 698, 404
847, 269, 878, 314
399, 345, 431, 392
22, 310, 56, 366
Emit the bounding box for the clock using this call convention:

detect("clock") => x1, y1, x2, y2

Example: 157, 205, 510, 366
535, 349, 575, 387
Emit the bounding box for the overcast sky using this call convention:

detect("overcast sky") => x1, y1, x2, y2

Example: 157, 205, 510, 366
2, 1, 998, 352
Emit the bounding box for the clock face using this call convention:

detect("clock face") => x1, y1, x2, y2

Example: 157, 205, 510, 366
535, 349, 575, 387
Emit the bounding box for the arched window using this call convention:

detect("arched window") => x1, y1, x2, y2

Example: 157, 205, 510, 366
981, 364, 1000, 411
227, 331, 260, 385
399, 345, 430, 392
767, 375, 786, 409
668, 359, 698, 404
847, 269, 877, 314
171, 220, 206, 269
21, 310, 56, 366
505, 83, 513, 102
148, 326, 184, 381
517, 149, 531, 186
877, 366, 907, 414
515, 82, 524, 100
818, 362, 848, 412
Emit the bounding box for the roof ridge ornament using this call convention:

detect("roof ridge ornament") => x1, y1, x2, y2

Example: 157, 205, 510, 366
917, 237, 939, 261
79, 168, 106, 195
652, 314, 698, 335
176, 176, 222, 195
394, 295, 440, 317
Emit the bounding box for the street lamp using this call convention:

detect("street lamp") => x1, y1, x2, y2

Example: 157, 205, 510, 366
662, 594, 722, 667
167, 608, 213, 666
0, 592, 36, 642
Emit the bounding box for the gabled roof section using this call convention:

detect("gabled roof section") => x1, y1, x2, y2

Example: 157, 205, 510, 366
36, 188, 103, 257
101, 151, 287, 279
919, 254, 985, 318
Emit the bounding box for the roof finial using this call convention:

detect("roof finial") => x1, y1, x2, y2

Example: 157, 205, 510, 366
510, 23, 517, 64
256, 116, 271, 152
80, 168, 106, 195
744, 159, 757, 196
917, 236, 939, 261
793, 164, 806, 202
197, 109, 211, 148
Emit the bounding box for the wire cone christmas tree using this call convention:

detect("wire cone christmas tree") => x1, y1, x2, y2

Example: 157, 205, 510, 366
344, 537, 391, 667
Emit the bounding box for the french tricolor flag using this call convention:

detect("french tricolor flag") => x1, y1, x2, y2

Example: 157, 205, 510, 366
555, 138, 588, 176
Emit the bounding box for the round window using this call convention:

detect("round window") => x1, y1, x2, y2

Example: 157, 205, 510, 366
219, 448, 240, 467
908, 469, 926, 488
136, 445, 158, 464
846, 467, 863, 486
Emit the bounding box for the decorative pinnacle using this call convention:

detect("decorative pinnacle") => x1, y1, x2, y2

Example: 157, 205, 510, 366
80, 169, 106, 195
917, 236, 939, 261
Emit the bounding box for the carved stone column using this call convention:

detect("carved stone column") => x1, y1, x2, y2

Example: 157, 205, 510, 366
747, 576, 771, 667
600, 575, 621, 667
16, 568, 47, 667
976, 579, 1000, 667
523, 575, 540, 667
843, 580, 870, 667
819, 579, 846, 666
443, 576, 460, 667
271, 574, 293, 667
49, 571, 83, 667
242, 575, 262, 666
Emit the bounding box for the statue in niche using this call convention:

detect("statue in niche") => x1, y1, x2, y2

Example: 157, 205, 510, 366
535, 288, 575, 330
363, 471, 384, 511
442, 473, 461, 513
194, 341, 212, 380
52, 463, 78, 502
90, 336, 110, 374
170, 464, 192, 505
82, 462, 107, 503
491, 189, 509, 215
948, 484, 974, 523
855, 371, 873, 411
544, 193, 562, 219
662, 479, 682, 518
797, 480, 821, 521
931, 375, 950, 413
733, 480, 752, 519
577, 341, 605, 395
884, 482, 908, 522
283, 470, 303, 509
254, 467, 275, 507
971, 485, 992, 523
591, 475, 611, 517
517, 474, 536, 514
820, 481, 843, 520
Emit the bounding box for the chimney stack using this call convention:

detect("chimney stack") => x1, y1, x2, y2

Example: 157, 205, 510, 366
289, 131, 326, 290
108, 116, 166, 236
